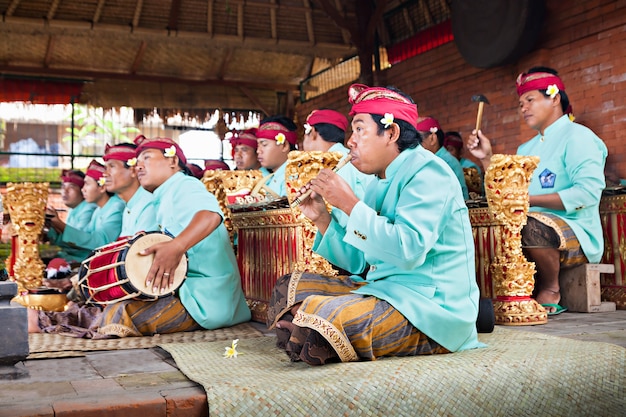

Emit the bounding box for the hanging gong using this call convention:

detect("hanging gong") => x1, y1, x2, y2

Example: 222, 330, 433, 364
452, 0, 546, 68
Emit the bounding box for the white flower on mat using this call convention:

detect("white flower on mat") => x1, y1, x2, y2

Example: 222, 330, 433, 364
223, 339, 240, 358
381, 113, 394, 128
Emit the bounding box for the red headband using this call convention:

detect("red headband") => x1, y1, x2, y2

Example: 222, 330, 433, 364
306, 109, 348, 131
230, 129, 258, 150
415, 116, 442, 133
134, 135, 187, 165
85, 159, 105, 181
443, 133, 463, 149
516, 72, 566, 97
103, 144, 137, 163
204, 159, 230, 171
348, 84, 419, 128
256, 122, 298, 145
61, 170, 85, 188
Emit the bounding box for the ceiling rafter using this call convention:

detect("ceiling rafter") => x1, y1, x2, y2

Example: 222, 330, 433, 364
303, 0, 315, 44
5, 0, 21, 16
130, 40, 147, 74
270, 0, 278, 40
93, 0, 106, 24
43, 35, 55, 68
207, 0, 214, 36
168, 0, 182, 32
237, 2, 244, 40
239, 86, 271, 117
132, 0, 144, 30
47, 0, 61, 21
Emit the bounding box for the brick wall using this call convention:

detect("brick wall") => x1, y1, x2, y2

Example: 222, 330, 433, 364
295, 0, 626, 180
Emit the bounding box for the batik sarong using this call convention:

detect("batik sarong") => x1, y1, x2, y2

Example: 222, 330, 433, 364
268, 272, 448, 365
524, 212, 588, 268
98, 295, 202, 337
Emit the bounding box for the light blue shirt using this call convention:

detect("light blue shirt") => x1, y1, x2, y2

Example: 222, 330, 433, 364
120, 187, 157, 237
48, 200, 97, 262
265, 160, 288, 197
314, 146, 483, 352
435, 146, 470, 200
152, 172, 251, 329
517, 115, 607, 263
61, 195, 125, 253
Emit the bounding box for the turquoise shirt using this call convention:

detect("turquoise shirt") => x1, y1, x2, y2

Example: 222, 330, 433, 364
313, 146, 483, 352
152, 172, 251, 329
265, 160, 288, 197
435, 146, 469, 200
517, 115, 607, 263
314, 144, 374, 248
48, 200, 97, 262
120, 187, 158, 237
61, 195, 124, 254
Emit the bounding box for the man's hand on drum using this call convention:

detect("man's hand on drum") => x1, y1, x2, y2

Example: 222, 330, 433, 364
141, 240, 186, 293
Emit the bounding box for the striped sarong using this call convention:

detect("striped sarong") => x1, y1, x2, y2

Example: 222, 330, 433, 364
267, 272, 448, 365
524, 212, 588, 268
98, 295, 202, 337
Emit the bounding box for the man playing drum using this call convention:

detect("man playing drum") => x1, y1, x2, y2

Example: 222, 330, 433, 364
267, 84, 484, 365
102, 141, 158, 237
97, 136, 251, 336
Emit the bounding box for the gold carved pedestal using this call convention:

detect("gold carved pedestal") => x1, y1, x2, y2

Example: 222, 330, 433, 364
485, 155, 547, 325
5, 182, 68, 311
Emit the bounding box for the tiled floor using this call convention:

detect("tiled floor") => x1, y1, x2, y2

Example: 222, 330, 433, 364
1, 310, 625, 417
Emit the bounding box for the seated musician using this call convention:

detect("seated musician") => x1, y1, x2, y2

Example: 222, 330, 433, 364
46, 160, 124, 260
102, 142, 158, 237
96, 136, 251, 336
45, 169, 97, 263
416, 116, 470, 200
203, 159, 230, 173
302, 108, 373, 230
255, 115, 298, 197
230, 128, 269, 174
444, 131, 482, 174
467, 66, 608, 315
267, 84, 484, 365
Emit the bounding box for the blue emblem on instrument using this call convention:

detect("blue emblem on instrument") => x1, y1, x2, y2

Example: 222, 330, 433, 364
539, 168, 556, 188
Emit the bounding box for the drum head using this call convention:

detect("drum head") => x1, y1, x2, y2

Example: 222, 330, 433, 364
124, 232, 188, 297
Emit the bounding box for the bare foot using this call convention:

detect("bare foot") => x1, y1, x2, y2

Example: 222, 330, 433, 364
27, 308, 42, 333
276, 320, 295, 333
536, 289, 561, 313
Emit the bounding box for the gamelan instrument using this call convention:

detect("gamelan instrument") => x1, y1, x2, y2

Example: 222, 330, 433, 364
77, 231, 187, 305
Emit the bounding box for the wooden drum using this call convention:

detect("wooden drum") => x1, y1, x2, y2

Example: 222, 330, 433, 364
599, 193, 626, 309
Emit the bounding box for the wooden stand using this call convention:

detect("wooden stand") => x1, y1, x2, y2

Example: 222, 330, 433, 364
560, 264, 616, 312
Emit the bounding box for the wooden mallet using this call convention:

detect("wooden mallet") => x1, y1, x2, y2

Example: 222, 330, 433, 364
471, 94, 490, 132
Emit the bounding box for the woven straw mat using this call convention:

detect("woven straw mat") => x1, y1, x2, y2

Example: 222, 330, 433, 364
160, 327, 626, 417
28, 322, 263, 359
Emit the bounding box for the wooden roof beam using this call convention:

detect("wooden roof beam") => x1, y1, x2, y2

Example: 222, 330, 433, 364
237, 2, 244, 40
47, 0, 61, 21
270, 0, 277, 40
168, 0, 182, 32
132, 0, 144, 30
0, 64, 307, 92
130, 40, 147, 74
207, 0, 214, 36
93, 0, 105, 24
239, 86, 271, 117
43, 35, 55, 68
5, 0, 21, 17
303, 0, 315, 44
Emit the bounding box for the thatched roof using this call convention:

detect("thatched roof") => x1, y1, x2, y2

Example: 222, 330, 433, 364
0, 0, 453, 114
